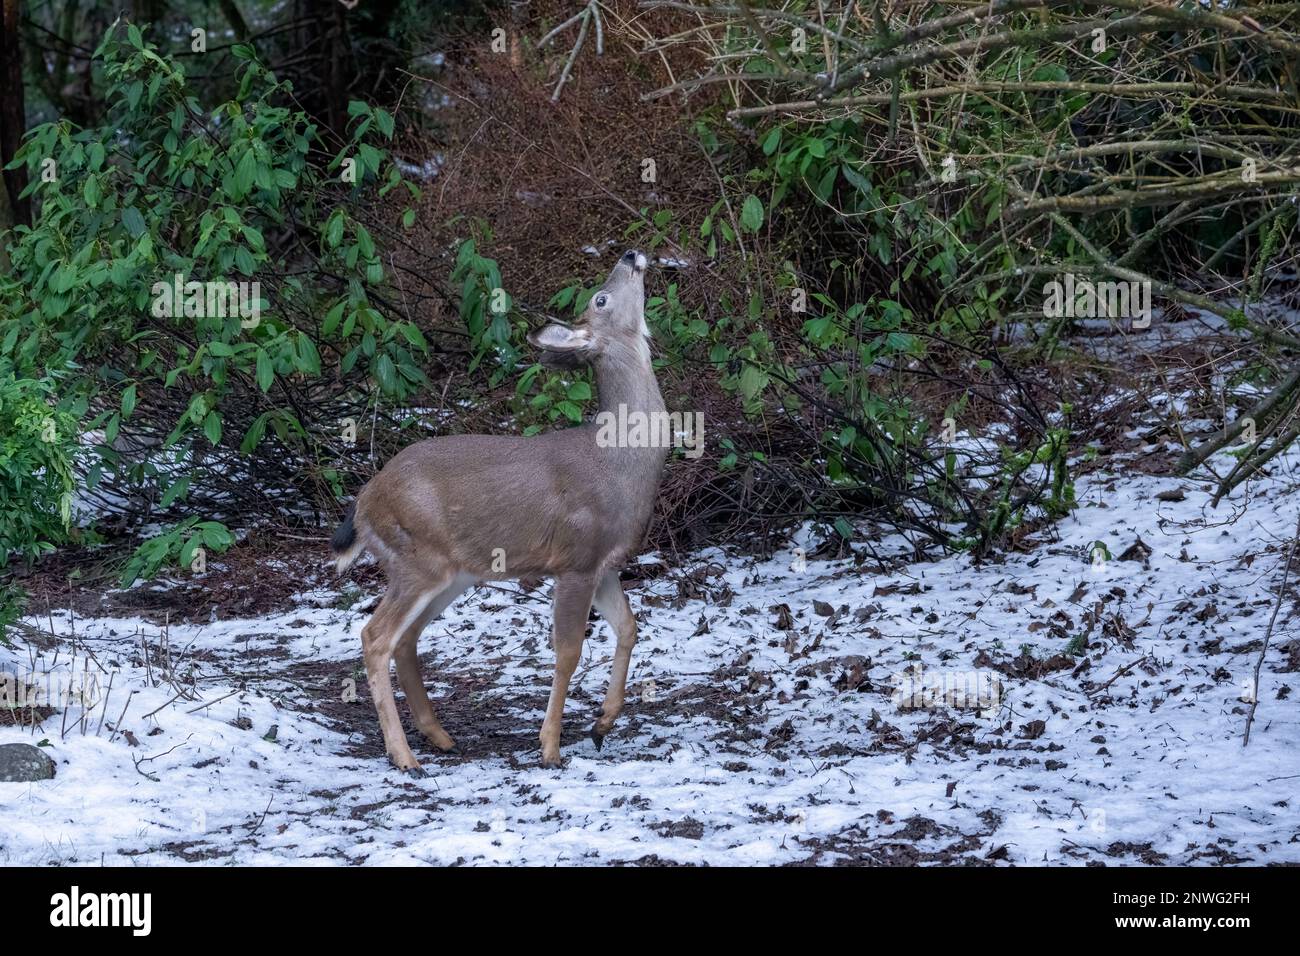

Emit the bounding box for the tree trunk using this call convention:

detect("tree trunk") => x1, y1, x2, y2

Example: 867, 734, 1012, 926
0, 0, 30, 228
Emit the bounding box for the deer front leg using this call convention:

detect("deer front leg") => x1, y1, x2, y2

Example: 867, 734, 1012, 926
539, 574, 597, 768
590, 570, 638, 749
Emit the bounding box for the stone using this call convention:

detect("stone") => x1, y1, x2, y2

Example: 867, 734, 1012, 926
0, 742, 56, 781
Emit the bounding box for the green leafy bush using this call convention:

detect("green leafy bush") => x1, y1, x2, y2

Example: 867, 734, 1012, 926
449, 228, 597, 432
609, 111, 1062, 551
0, 362, 78, 566
1, 24, 426, 582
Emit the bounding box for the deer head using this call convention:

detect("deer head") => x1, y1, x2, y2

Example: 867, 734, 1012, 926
527, 249, 650, 370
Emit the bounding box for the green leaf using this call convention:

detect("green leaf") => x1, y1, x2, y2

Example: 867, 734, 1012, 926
179, 534, 203, 569
160, 476, 191, 508
121, 384, 137, 419
374, 353, 398, 393
566, 381, 592, 401
122, 206, 147, 238
356, 226, 374, 259
815, 165, 837, 201
234, 148, 257, 198
322, 300, 346, 337
740, 195, 764, 233
202, 410, 223, 446
841, 163, 872, 196
199, 521, 234, 548
325, 211, 345, 248
296, 334, 321, 375
739, 363, 768, 400
255, 348, 273, 392
241, 413, 269, 453
400, 323, 427, 350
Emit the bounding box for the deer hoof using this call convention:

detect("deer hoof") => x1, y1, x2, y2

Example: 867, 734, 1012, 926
403, 765, 427, 779
590, 724, 606, 751
440, 743, 462, 756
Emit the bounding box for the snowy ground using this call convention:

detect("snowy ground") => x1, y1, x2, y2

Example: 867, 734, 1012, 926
3, 435, 1299, 866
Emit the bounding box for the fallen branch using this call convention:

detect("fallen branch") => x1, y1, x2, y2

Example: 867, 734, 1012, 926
542, 2, 604, 103
1243, 512, 1300, 747
1177, 369, 1300, 475
1087, 654, 1152, 697
727, 81, 1291, 118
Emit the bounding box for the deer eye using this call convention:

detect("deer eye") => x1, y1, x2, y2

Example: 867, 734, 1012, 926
594, 294, 609, 309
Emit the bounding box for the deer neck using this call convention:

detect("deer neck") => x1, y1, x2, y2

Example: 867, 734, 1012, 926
593, 338, 665, 421
590, 338, 668, 477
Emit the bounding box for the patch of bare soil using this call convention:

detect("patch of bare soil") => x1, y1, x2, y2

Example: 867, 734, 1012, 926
790, 813, 1002, 866
12, 530, 379, 625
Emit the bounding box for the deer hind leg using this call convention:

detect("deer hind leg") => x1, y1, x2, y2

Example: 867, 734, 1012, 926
362, 583, 442, 775
539, 573, 598, 768
590, 570, 638, 750
394, 574, 472, 753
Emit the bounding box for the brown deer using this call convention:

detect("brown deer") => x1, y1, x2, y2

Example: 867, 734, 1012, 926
331, 250, 668, 773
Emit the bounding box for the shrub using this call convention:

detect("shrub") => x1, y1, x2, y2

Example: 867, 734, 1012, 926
0, 362, 78, 567
1, 24, 426, 582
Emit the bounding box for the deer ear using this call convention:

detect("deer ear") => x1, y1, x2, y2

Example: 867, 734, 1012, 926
528, 324, 592, 353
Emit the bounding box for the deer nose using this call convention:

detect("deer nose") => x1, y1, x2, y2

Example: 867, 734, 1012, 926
622, 249, 647, 273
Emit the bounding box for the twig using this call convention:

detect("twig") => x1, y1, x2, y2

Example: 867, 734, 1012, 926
537, 9, 586, 49
592, 2, 605, 55
1243, 512, 1300, 746
1086, 654, 1151, 697
95, 670, 116, 737
548, 3, 602, 103
130, 735, 194, 782
108, 690, 136, 743
247, 795, 275, 836
187, 688, 240, 714
725, 81, 1291, 118
142, 688, 191, 721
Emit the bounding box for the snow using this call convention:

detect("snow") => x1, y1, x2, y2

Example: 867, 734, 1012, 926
3, 449, 1299, 865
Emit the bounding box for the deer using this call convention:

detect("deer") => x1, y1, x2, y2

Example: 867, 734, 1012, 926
331, 250, 668, 774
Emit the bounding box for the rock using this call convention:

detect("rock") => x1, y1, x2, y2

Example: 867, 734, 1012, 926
0, 742, 56, 782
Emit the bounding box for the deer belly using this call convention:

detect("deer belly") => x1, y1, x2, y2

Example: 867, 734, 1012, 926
446, 500, 606, 579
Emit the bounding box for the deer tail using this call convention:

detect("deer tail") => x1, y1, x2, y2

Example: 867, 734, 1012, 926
331, 502, 365, 575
